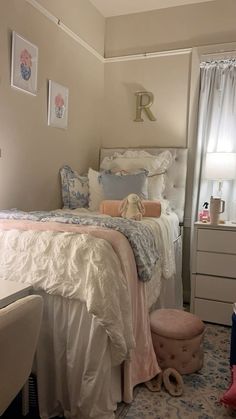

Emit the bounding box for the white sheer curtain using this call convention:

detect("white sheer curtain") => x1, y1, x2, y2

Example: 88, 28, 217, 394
192, 59, 236, 222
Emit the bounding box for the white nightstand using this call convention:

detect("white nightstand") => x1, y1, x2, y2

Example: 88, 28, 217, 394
191, 221, 236, 326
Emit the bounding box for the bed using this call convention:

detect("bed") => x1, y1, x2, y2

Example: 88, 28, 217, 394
0, 147, 187, 419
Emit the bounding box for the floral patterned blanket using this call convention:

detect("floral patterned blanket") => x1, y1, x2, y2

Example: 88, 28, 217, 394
0, 210, 159, 281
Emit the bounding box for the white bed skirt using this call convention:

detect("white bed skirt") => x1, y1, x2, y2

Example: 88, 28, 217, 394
158, 233, 183, 309
35, 293, 121, 419
34, 237, 183, 419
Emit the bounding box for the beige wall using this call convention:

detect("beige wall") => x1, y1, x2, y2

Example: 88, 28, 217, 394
103, 53, 191, 148
103, 51, 193, 301
103, 0, 236, 151
105, 0, 236, 57
103, 0, 236, 302
0, 0, 105, 211
37, 0, 105, 56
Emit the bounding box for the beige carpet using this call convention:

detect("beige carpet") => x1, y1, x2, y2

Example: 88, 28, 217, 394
116, 323, 236, 418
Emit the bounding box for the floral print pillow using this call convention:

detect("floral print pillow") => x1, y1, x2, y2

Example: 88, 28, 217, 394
60, 165, 89, 209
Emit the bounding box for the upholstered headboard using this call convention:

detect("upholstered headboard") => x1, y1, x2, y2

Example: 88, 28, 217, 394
99, 148, 188, 224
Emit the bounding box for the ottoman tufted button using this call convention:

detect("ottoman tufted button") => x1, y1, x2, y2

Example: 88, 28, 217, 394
150, 309, 205, 375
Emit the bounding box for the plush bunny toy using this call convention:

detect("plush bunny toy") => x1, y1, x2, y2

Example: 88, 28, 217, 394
119, 193, 145, 221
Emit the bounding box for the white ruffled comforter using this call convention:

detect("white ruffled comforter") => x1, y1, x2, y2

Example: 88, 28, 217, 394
0, 229, 135, 365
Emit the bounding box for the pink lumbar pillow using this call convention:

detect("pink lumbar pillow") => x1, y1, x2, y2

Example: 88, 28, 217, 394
142, 200, 162, 218
99, 200, 161, 218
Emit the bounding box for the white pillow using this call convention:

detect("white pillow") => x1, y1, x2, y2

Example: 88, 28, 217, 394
159, 198, 171, 215
148, 174, 165, 200
100, 150, 173, 175
88, 168, 105, 211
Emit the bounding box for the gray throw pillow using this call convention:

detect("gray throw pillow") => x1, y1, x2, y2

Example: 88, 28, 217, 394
99, 170, 148, 200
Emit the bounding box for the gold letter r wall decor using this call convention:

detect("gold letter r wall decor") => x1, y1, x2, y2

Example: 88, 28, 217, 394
134, 91, 157, 122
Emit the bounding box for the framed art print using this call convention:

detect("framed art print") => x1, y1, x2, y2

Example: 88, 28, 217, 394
48, 80, 69, 129
11, 31, 38, 95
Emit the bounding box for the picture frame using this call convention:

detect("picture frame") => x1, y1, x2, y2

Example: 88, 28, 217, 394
48, 80, 69, 129
11, 31, 38, 96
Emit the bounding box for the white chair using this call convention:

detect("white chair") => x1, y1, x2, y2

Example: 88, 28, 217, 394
0, 295, 43, 415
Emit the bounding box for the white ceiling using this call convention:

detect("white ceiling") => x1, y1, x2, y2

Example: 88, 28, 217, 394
89, 0, 216, 17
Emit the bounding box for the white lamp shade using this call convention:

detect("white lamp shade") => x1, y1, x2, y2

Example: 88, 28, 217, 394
204, 152, 236, 180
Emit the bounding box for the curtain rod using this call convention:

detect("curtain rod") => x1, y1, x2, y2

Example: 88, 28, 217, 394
200, 58, 236, 67
25, 0, 192, 63
201, 50, 236, 63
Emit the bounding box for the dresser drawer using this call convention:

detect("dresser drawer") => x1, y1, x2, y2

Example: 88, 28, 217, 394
196, 252, 236, 278
194, 298, 233, 326
195, 274, 236, 302
197, 228, 236, 254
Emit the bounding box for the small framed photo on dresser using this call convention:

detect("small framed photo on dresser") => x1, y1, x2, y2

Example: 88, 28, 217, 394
11, 31, 38, 96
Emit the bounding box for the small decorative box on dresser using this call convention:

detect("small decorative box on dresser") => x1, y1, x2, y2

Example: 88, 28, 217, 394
191, 222, 236, 326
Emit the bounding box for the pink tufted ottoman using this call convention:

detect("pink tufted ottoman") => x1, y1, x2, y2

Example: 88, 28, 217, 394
150, 309, 205, 375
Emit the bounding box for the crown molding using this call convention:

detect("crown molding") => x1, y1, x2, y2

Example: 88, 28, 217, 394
104, 48, 192, 63
25, 0, 192, 63
25, 0, 105, 63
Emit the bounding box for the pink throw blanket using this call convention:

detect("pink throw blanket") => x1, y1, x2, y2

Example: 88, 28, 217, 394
0, 219, 160, 403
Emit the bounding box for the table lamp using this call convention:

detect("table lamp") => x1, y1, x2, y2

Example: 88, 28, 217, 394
204, 152, 236, 197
